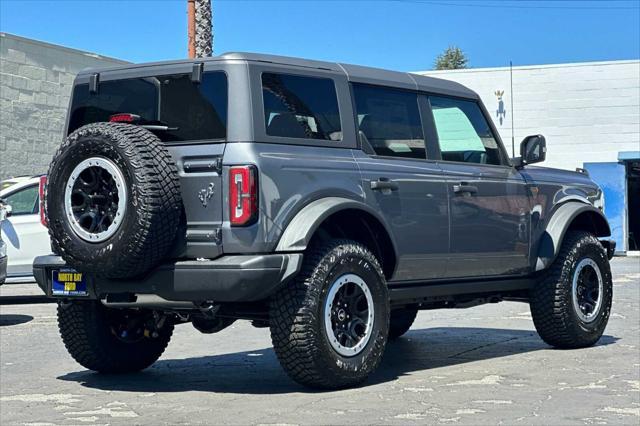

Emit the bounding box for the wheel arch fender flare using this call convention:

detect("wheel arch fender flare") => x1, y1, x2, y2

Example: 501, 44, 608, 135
535, 201, 611, 271
275, 196, 398, 255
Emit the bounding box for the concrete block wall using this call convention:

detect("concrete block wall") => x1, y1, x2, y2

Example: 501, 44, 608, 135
0, 33, 128, 180
418, 60, 640, 171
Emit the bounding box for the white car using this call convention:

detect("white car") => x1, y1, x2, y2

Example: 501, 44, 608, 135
1, 175, 33, 191
0, 176, 50, 283
0, 203, 7, 285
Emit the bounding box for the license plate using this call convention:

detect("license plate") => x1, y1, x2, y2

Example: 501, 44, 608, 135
51, 269, 88, 296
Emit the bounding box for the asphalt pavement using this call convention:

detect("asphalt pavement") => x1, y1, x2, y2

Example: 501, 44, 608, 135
1, 257, 638, 425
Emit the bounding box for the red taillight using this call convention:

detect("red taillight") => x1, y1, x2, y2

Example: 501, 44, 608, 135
109, 113, 140, 123
229, 165, 258, 226
38, 175, 48, 227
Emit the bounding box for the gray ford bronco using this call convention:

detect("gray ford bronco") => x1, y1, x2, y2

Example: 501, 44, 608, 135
34, 53, 615, 389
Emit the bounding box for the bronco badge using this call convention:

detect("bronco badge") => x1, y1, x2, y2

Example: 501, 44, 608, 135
198, 182, 215, 207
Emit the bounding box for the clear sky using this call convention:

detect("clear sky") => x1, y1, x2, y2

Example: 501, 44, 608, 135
1, 0, 639, 71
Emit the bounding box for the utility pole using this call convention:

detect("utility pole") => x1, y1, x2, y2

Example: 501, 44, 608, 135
187, 0, 213, 58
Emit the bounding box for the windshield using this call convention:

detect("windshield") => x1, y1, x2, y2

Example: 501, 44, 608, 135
68, 71, 227, 142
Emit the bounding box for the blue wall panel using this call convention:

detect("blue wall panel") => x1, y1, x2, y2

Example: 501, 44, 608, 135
584, 162, 627, 252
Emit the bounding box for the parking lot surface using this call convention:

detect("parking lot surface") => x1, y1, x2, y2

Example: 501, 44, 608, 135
1, 257, 638, 425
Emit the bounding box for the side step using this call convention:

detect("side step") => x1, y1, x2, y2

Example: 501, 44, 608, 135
388, 276, 535, 304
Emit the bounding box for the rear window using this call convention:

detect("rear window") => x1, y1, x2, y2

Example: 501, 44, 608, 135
262, 73, 342, 141
68, 72, 227, 142
353, 84, 425, 159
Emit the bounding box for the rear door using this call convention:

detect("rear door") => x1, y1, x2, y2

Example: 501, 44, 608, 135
428, 95, 530, 278
352, 83, 449, 281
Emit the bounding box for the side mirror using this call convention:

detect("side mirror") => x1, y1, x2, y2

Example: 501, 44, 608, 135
516, 135, 546, 168
0, 204, 9, 220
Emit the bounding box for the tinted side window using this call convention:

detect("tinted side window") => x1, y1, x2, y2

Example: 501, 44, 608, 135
430, 96, 504, 166
68, 72, 227, 142
352, 84, 425, 159
4, 185, 38, 215
262, 73, 342, 141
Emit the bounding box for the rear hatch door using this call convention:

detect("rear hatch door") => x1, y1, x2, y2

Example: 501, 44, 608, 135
66, 64, 229, 259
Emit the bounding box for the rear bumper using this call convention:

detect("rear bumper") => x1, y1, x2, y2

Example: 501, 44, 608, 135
33, 253, 303, 303
0, 255, 7, 285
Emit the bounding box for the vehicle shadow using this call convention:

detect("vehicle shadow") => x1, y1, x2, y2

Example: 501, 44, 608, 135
0, 314, 34, 326
57, 327, 618, 394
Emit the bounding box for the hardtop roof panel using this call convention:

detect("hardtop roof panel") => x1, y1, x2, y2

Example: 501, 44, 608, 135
74, 51, 477, 98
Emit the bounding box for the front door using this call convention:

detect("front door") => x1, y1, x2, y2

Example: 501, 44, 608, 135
428, 95, 530, 278
352, 84, 449, 281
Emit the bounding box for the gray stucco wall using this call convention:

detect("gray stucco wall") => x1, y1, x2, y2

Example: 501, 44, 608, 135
0, 33, 128, 180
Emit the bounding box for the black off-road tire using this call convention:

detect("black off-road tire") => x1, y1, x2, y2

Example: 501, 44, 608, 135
529, 231, 612, 349
46, 122, 182, 279
389, 308, 418, 339
58, 301, 173, 373
270, 239, 389, 389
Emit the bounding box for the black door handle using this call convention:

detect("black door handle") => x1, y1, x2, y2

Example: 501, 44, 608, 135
453, 183, 478, 195
370, 178, 398, 191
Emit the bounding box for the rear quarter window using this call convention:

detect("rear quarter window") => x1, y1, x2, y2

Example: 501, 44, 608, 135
68, 72, 227, 143
262, 73, 342, 141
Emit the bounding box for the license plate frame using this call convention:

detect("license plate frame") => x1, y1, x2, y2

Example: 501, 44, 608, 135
51, 269, 88, 296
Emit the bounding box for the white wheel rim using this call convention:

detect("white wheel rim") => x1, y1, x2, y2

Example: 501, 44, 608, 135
64, 156, 127, 243
571, 258, 604, 323
324, 273, 375, 357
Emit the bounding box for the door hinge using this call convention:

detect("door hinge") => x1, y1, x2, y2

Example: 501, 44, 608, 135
184, 157, 223, 174
186, 227, 222, 245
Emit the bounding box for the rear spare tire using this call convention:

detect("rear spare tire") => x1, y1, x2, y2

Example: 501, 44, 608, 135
46, 123, 182, 279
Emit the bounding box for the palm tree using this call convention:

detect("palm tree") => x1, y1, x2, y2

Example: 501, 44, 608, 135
195, 0, 213, 57
189, 0, 213, 57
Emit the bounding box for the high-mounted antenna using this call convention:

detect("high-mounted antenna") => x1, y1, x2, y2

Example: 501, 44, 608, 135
510, 60, 515, 157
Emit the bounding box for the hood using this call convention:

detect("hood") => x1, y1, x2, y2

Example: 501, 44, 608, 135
521, 165, 603, 209
521, 165, 596, 187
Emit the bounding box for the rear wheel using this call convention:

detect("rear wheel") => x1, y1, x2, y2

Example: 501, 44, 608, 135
529, 231, 612, 349
389, 308, 418, 339
58, 301, 173, 373
270, 239, 389, 389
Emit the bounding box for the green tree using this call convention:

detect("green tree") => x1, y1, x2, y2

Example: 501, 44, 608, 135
434, 46, 469, 70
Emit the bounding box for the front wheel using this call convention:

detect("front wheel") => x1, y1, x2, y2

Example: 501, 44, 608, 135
270, 239, 389, 389
389, 308, 418, 339
529, 231, 612, 349
58, 301, 173, 373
